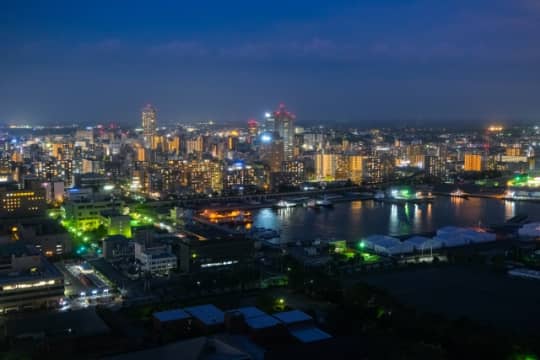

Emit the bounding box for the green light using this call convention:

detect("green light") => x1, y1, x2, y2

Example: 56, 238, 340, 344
191, 253, 197, 259
359, 241, 366, 249
76, 245, 86, 255
512, 355, 538, 360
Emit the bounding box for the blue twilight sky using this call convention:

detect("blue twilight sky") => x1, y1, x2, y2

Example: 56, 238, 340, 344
1, 0, 539, 126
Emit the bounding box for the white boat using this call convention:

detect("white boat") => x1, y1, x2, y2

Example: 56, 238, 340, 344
450, 189, 469, 199
274, 200, 297, 208
316, 196, 333, 207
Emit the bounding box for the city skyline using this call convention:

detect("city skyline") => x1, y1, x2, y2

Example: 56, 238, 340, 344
2, 2, 540, 358
2, 0, 540, 125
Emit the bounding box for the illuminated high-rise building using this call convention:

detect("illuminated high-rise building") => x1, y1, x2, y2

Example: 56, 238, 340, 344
186, 136, 204, 155
136, 146, 147, 162
271, 104, 296, 160
247, 119, 258, 136
348, 155, 364, 184
260, 136, 284, 173
167, 136, 181, 154
464, 153, 483, 172
247, 119, 258, 144
227, 133, 239, 151
141, 104, 157, 147
151, 135, 165, 151
315, 153, 336, 180
224, 161, 256, 191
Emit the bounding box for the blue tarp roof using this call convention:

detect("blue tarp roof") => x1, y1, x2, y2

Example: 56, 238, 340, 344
290, 327, 332, 343
228, 306, 281, 329
153, 309, 191, 322
228, 306, 266, 319
184, 304, 224, 326
273, 310, 312, 325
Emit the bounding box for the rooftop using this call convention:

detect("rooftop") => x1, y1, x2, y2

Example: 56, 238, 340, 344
184, 304, 225, 326
228, 307, 281, 330
0, 243, 36, 258
7, 308, 110, 338
105, 336, 250, 360
245, 315, 281, 330
272, 310, 312, 325
0, 246, 63, 285
153, 309, 191, 323
289, 327, 332, 343
227, 306, 266, 319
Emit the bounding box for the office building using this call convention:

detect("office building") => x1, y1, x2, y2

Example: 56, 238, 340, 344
271, 104, 296, 161
464, 153, 484, 172
0, 243, 64, 313
0, 188, 46, 218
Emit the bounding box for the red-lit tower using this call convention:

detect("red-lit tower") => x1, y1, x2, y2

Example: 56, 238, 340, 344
247, 119, 258, 137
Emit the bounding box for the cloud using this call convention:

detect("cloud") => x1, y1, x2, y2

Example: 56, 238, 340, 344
148, 41, 209, 57
78, 38, 123, 52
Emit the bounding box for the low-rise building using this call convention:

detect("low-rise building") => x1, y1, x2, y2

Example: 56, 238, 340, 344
102, 235, 134, 261
0, 219, 71, 256
102, 210, 132, 238
177, 230, 253, 273
0, 243, 64, 313
63, 197, 124, 231
134, 240, 177, 275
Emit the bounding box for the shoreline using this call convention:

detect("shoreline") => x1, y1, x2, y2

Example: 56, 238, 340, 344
196, 191, 540, 211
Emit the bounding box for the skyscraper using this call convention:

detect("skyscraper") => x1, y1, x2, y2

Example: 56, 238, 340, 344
272, 104, 295, 160
141, 104, 157, 147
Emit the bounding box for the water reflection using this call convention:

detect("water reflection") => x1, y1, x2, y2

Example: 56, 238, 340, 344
450, 196, 465, 206
351, 200, 363, 211
413, 204, 422, 232
255, 208, 278, 229
389, 204, 399, 235
251, 197, 540, 244
505, 201, 515, 219
275, 207, 294, 219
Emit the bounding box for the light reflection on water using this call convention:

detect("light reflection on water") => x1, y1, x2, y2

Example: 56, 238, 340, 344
251, 198, 540, 244
505, 201, 515, 220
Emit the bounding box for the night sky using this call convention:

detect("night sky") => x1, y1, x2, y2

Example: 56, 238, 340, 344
1, 0, 539, 126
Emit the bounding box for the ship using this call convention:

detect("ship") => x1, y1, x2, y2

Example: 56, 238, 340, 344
374, 190, 385, 200
376, 186, 434, 204
450, 189, 469, 199
274, 200, 297, 208
198, 209, 253, 224
304, 196, 333, 208
315, 196, 334, 207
